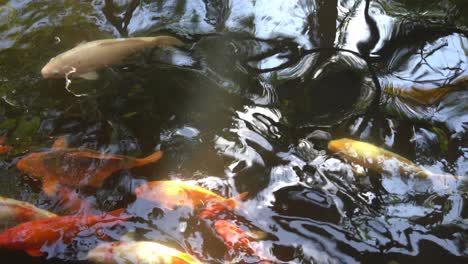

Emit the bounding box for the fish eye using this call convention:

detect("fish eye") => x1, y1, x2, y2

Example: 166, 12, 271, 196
53, 70, 59, 76
95, 228, 106, 239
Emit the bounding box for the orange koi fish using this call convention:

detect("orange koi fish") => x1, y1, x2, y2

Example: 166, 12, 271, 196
0, 136, 12, 154
134, 180, 247, 211
214, 220, 256, 255
87, 241, 202, 264
0, 208, 127, 257
328, 138, 448, 178
214, 220, 271, 263
16, 136, 163, 195
0, 196, 56, 229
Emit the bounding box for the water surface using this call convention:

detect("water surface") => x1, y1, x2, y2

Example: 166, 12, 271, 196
0, 0, 467, 263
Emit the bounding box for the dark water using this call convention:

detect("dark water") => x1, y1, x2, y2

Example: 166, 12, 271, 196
0, 0, 467, 263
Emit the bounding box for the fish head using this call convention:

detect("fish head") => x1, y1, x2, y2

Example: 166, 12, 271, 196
327, 138, 352, 154
41, 57, 74, 79
87, 242, 120, 263
17, 153, 43, 176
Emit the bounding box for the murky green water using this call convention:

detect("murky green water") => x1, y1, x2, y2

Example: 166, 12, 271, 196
0, 0, 467, 263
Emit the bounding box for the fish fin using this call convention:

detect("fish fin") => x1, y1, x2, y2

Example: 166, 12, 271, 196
43, 178, 59, 196
175, 253, 203, 264
51, 136, 67, 149
152, 36, 184, 47
224, 192, 248, 210
67, 151, 121, 160
107, 208, 125, 217
135, 150, 163, 166
78, 71, 99, 80
249, 230, 268, 240
25, 248, 43, 257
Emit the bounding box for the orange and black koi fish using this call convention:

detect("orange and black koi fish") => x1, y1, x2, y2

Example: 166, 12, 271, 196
16, 136, 163, 195
0, 208, 127, 257
135, 180, 247, 211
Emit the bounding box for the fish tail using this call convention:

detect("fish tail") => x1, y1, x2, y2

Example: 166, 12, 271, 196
425, 172, 463, 180
151, 36, 184, 47
135, 151, 163, 167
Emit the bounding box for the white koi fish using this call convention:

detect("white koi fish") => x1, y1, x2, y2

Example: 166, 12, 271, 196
41, 36, 184, 80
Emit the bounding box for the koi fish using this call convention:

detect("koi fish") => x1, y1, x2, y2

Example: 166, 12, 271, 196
16, 136, 163, 195
0, 208, 127, 257
41, 36, 184, 80
383, 76, 467, 105
87, 241, 202, 264
214, 220, 256, 255
214, 220, 271, 263
134, 180, 247, 211
0, 136, 12, 154
328, 138, 443, 178
0, 196, 56, 228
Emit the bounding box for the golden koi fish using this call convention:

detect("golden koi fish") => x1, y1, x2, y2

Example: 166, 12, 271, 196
41, 36, 184, 80
17, 136, 163, 195
383, 76, 467, 105
135, 180, 247, 211
87, 241, 202, 264
328, 138, 447, 178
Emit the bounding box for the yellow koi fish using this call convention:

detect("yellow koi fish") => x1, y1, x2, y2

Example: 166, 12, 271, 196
328, 138, 447, 178
87, 241, 202, 264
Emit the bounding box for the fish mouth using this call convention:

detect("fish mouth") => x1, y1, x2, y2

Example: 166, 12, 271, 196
40, 66, 52, 78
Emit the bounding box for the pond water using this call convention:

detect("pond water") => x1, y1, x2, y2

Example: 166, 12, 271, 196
0, 0, 467, 263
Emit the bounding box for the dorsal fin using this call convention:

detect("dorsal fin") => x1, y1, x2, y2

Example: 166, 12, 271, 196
52, 136, 68, 149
